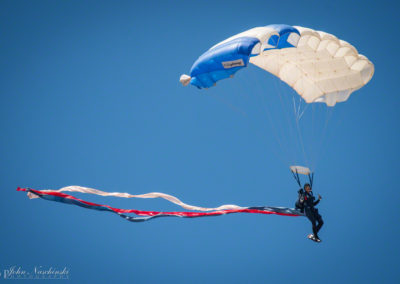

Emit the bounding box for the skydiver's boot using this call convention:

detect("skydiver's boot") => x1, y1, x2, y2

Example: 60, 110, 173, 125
307, 234, 321, 243
307, 234, 315, 241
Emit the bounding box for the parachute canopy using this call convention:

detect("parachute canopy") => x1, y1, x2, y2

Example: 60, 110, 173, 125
290, 165, 312, 175
180, 24, 374, 106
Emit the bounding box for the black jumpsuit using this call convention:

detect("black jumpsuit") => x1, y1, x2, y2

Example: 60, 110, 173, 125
303, 191, 324, 239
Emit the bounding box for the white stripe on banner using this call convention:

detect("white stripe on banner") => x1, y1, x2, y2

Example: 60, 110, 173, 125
28, 186, 245, 211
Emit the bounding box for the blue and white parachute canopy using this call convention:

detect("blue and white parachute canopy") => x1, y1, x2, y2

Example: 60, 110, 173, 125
180, 24, 374, 106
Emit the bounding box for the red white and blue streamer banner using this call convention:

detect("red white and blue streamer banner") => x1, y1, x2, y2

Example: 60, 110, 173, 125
17, 186, 304, 222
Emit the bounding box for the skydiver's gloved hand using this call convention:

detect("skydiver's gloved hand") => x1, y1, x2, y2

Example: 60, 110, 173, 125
318, 194, 322, 200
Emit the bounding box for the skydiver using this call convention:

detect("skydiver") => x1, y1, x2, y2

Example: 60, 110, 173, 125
297, 183, 324, 242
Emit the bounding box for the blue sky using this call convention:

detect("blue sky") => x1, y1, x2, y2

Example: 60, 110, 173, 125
1, 0, 399, 283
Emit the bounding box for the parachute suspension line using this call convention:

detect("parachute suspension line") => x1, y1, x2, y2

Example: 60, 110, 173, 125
213, 66, 289, 168
260, 79, 293, 166
292, 169, 302, 188
308, 172, 314, 189
297, 95, 301, 120
247, 66, 293, 167
288, 59, 312, 168
307, 51, 318, 170
271, 74, 297, 166
209, 89, 248, 188
290, 81, 302, 164
312, 106, 334, 171
259, 90, 291, 166
274, 50, 300, 165
309, 49, 325, 170
291, 75, 302, 121
295, 112, 309, 167
274, 70, 299, 165
275, 79, 296, 164
309, 106, 333, 171
298, 103, 309, 121
292, 95, 298, 120
310, 104, 316, 171
291, 70, 309, 168
208, 70, 250, 117
211, 91, 247, 117
291, 90, 303, 165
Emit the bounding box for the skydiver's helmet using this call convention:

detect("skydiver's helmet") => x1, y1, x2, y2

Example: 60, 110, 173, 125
304, 183, 311, 191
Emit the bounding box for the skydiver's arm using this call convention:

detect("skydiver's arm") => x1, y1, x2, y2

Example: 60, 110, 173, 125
313, 194, 322, 206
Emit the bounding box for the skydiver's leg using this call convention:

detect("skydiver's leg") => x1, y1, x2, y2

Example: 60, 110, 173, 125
311, 220, 319, 238
316, 214, 324, 234
306, 209, 319, 239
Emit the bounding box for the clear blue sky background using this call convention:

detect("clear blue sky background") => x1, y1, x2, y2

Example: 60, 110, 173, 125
1, 0, 399, 283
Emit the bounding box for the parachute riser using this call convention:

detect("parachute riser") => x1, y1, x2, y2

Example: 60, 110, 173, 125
290, 166, 313, 189
292, 169, 302, 188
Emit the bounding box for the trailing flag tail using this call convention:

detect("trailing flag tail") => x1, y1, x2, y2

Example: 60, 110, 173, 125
17, 187, 303, 223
